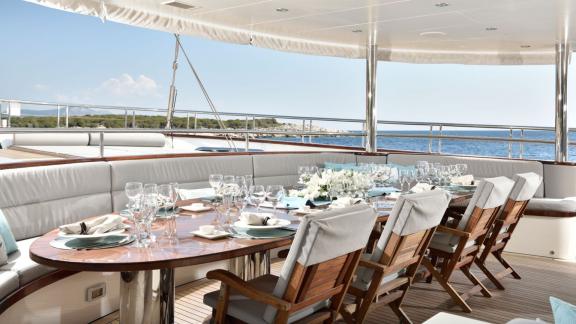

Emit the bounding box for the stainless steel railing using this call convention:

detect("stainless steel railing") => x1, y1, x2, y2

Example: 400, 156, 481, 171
0, 98, 570, 160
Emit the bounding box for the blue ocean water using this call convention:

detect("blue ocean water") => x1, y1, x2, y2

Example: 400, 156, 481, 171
266, 130, 576, 161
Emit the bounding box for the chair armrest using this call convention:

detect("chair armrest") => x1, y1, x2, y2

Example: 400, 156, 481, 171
206, 269, 291, 311
437, 225, 470, 238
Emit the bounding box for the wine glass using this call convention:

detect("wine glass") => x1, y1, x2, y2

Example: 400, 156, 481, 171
244, 174, 253, 186
143, 183, 158, 196
266, 185, 285, 215
125, 182, 143, 201
456, 163, 468, 176
209, 174, 223, 195
249, 185, 266, 212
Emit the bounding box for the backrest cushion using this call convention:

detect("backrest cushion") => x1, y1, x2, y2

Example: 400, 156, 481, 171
12, 133, 90, 146
359, 190, 450, 284
0, 162, 113, 240
459, 176, 515, 232
88, 133, 166, 147
509, 172, 543, 202
264, 204, 376, 322
387, 154, 544, 197
0, 211, 17, 254
109, 155, 253, 211
252, 153, 356, 187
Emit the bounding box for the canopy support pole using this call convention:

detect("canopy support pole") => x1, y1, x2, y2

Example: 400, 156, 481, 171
365, 43, 378, 153
166, 36, 179, 129
555, 40, 570, 162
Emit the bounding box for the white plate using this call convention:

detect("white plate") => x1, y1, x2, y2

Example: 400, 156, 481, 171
57, 226, 129, 240
191, 230, 230, 240
233, 219, 292, 230
180, 204, 212, 212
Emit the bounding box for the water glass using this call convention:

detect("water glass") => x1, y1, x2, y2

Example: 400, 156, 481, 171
125, 182, 143, 201
143, 183, 158, 196
209, 174, 223, 194
249, 185, 266, 211
266, 185, 285, 214
456, 163, 468, 176
135, 194, 158, 247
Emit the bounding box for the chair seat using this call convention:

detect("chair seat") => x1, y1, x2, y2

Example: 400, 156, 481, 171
203, 274, 329, 324
0, 270, 19, 300
429, 232, 475, 253
0, 238, 56, 286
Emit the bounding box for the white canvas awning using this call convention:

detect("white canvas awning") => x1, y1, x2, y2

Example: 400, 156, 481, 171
26, 0, 576, 65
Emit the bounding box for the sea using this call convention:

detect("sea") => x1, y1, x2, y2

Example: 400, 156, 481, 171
266, 130, 576, 161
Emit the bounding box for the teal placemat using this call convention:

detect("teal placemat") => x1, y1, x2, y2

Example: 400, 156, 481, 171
232, 228, 295, 239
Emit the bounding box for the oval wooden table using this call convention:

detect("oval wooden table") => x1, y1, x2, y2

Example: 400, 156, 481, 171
30, 208, 300, 324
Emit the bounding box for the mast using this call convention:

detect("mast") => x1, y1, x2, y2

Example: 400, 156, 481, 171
166, 36, 179, 129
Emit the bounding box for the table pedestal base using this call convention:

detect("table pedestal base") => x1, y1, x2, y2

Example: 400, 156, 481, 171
120, 269, 175, 324
228, 250, 271, 281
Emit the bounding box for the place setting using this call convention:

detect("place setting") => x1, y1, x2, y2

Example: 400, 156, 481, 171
50, 214, 134, 250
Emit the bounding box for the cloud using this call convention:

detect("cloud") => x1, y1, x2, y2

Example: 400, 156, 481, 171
52, 73, 163, 106
96, 74, 160, 97
33, 84, 49, 91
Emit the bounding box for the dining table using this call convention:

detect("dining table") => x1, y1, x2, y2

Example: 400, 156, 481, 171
29, 190, 474, 324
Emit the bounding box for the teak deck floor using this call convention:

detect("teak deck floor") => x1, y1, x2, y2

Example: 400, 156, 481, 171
97, 253, 575, 324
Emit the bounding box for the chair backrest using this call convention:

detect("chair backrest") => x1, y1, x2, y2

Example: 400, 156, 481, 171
263, 204, 377, 323
358, 190, 451, 283
484, 172, 542, 254
457, 176, 515, 241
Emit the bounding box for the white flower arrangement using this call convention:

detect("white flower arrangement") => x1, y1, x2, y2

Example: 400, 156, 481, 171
291, 169, 373, 200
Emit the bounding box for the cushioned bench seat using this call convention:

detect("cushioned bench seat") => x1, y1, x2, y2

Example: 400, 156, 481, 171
526, 197, 576, 216
0, 272, 18, 301
0, 238, 55, 286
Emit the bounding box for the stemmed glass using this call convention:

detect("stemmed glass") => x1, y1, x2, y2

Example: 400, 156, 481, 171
266, 185, 285, 215
456, 163, 468, 177
125, 182, 143, 240
249, 185, 266, 212
209, 174, 223, 195
158, 184, 178, 239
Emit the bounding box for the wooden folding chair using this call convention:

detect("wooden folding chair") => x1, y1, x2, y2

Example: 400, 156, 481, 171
422, 176, 515, 313
475, 172, 542, 290
341, 190, 452, 324
203, 205, 377, 324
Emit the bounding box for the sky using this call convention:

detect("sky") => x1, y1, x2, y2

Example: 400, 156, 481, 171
0, 1, 573, 130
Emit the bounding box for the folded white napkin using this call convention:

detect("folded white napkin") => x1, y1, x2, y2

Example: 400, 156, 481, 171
451, 174, 475, 185
59, 214, 124, 235
330, 197, 363, 209
177, 188, 215, 200
239, 212, 280, 226
410, 183, 434, 193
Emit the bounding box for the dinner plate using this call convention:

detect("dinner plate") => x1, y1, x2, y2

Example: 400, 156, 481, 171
180, 204, 212, 212
233, 219, 291, 230
191, 230, 230, 240
57, 225, 129, 241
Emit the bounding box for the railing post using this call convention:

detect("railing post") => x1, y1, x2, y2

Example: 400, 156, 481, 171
308, 120, 313, 143
99, 132, 104, 158
438, 125, 443, 153
245, 116, 250, 152
365, 42, 378, 153
301, 119, 306, 143
65, 106, 69, 128
186, 113, 190, 129
520, 129, 525, 159
7, 103, 11, 128
252, 116, 256, 130
194, 113, 198, 129
132, 111, 136, 128
124, 110, 128, 128
508, 129, 513, 158
428, 125, 433, 153
56, 105, 61, 128
361, 122, 366, 148
555, 39, 570, 162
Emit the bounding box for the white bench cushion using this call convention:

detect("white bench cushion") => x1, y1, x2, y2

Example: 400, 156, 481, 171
0, 162, 113, 240
252, 153, 356, 186
527, 198, 576, 214
387, 154, 544, 197
0, 238, 55, 286
0, 271, 19, 300
109, 155, 253, 211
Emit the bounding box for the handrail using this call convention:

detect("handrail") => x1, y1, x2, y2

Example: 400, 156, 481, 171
0, 98, 571, 160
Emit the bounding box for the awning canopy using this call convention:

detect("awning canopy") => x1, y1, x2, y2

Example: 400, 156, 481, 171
27, 0, 576, 65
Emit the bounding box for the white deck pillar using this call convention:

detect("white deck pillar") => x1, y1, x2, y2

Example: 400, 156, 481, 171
555, 40, 570, 162
365, 43, 378, 153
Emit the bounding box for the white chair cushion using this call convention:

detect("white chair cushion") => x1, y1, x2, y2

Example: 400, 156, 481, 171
0, 271, 19, 300
459, 177, 515, 231
509, 172, 543, 202
264, 205, 376, 322
0, 238, 55, 285
429, 232, 476, 253
203, 274, 328, 324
